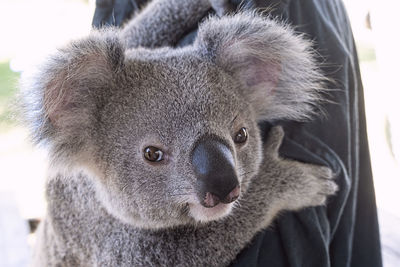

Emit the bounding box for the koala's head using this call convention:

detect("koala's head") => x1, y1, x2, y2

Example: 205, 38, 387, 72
22, 14, 323, 229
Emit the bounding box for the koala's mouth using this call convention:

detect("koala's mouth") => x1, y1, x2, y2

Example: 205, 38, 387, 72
201, 186, 240, 208
188, 202, 234, 222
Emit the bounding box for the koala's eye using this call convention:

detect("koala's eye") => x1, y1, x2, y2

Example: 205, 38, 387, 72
234, 127, 248, 144
144, 146, 164, 162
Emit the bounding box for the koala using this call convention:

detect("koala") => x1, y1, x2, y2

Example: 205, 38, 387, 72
21, 0, 338, 266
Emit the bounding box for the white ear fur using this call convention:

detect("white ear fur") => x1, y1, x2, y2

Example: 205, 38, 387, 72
42, 32, 124, 127
195, 12, 325, 121
20, 30, 124, 164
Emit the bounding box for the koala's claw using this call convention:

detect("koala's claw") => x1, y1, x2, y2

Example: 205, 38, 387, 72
309, 180, 338, 206
308, 165, 335, 180
310, 165, 338, 200
319, 180, 338, 195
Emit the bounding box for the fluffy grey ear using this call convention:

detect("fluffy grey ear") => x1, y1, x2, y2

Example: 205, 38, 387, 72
195, 13, 325, 121
21, 30, 124, 162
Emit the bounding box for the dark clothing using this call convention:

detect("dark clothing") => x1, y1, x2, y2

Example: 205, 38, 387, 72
92, 1, 382, 266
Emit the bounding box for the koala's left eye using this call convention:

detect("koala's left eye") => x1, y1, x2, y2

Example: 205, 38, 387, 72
144, 146, 164, 162
234, 127, 248, 144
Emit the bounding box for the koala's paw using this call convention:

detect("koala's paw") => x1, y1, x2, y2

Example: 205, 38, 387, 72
263, 126, 338, 210
291, 164, 338, 209
209, 0, 235, 16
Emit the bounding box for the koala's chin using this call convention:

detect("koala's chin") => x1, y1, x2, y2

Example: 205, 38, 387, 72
188, 202, 234, 222
95, 180, 235, 228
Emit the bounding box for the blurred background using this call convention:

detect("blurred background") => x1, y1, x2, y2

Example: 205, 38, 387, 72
0, 0, 399, 266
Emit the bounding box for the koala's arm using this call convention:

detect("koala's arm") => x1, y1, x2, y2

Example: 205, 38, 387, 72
121, 0, 220, 48
159, 127, 337, 266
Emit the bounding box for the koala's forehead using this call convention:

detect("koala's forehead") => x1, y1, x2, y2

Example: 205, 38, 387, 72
118, 57, 243, 125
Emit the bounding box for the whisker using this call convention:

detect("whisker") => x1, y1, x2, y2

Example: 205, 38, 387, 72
169, 192, 196, 197
130, 175, 165, 195
240, 170, 257, 177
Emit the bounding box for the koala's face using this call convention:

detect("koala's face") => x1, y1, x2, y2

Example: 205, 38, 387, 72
24, 14, 322, 229
90, 53, 263, 228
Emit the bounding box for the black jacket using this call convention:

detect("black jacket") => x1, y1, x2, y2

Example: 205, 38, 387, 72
92, 1, 382, 266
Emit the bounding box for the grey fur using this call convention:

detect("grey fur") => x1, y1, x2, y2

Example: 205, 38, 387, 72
20, 0, 337, 266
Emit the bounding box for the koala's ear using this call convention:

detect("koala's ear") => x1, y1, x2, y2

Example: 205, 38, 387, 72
21, 30, 124, 161
195, 13, 325, 121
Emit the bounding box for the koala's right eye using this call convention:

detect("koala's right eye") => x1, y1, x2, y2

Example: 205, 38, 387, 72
234, 127, 248, 144
143, 146, 164, 162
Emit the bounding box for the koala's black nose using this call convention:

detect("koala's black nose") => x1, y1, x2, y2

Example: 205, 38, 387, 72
192, 139, 240, 208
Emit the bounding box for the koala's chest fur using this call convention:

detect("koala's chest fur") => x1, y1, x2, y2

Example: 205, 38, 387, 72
45, 175, 234, 266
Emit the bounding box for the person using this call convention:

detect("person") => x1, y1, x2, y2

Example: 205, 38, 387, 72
92, 0, 382, 266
